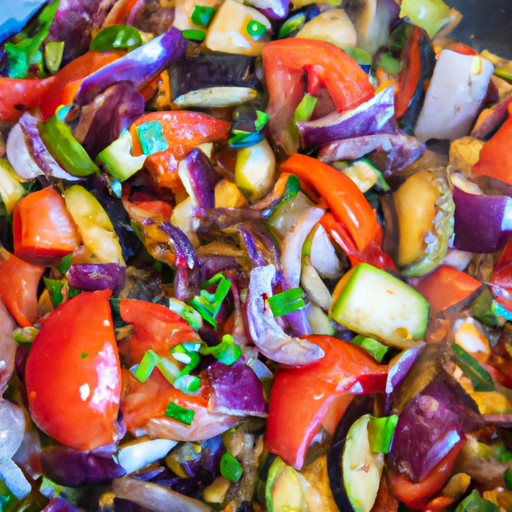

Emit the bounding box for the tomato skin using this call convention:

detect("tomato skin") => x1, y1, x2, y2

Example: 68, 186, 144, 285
266, 335, 387, 470
13, 187, 81, 266
0, 253, 44, 327
388, 441, 463, 510
26, 290, 121, 451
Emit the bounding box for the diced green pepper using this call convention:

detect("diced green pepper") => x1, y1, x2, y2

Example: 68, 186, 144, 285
90, 25, 142, 52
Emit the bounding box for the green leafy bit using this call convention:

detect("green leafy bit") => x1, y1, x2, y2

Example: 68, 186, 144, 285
246, 20, 266, 41
191, 273, 231, 328
292, 93, 318, 126
5, 0, 60, 78
451, 344, 495, 392
165, 402, 195, 425
504, 470, 512, 491
472, 289, 505, 327
90, 25, 142, 52
267, 288, 305, 318
182, 29, 206, 42
220, 453, 243, 483
44, 41, 65, 74
136, 121, 169, 156
200, 334, 241, 366
80, 352, 89, 360
168, 297, 202, 330
368, 415, 398, 454
254, 110, 269, 132
278, 12, 306, 39
174, 375, 201, 394
454, 489, 499, 512
191, 5, 216, 27
171, 344, 201, 375
132, 349, 160, 382
55, 254, 72, 275
352, 335, 388, 363
13, 327, 39, 345
43, 277, 66, 308
344, 47, 373, 66
377, 52, 401, 74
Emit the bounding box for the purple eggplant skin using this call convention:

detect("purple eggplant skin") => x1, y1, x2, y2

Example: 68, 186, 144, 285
168, 52, 260, 100
75, 27, 187, 105
327, 395, 374, 512
453, 186, 512, 254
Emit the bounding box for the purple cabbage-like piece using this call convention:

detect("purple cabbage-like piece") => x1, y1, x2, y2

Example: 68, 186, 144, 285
390, 376, 485, 482
47, 0, 118, 65
42, 498, 82, 512
75, 27, 187, 105
40, 446, 126, 487
18, 113, 80, 181
73, 82, 145, 158
319, 133, 426, 174
178, 149, 221, 210
453, 186, 512, 253
206, 361, 267, 417
297, 85, 395, 148
68, 263, 126, 294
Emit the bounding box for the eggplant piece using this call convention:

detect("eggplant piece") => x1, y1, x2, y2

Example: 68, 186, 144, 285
327, 396, 374, 512
169, 52, 260, 101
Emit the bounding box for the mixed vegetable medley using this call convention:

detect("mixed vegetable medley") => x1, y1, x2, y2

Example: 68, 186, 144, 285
2, 0, 512, 510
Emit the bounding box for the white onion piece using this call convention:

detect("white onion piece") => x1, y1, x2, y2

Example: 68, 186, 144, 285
281, 206, 325, 289
6, 123, 44, 180
118, 439, 177, 475
0, 298, 16, 393
415, 50, 494, 142
0, 459, 31, 499
301, 262, 332, 311
113, 476, 214, 512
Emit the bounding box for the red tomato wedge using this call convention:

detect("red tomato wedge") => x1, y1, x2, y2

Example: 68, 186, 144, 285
26, 290, 121, 451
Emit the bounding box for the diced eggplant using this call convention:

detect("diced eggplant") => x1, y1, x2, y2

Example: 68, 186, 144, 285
393, 168, 454, 277
168, 51, 260, 101
173, 87, 258, 108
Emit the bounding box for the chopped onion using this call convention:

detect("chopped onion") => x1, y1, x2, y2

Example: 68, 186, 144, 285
118, 439, 177, 475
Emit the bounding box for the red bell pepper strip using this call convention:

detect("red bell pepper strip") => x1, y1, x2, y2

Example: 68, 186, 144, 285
130, 111, 230, 191
281, 154, 382, 252
262, 39, 374, 154
410, 265, 482, 319
388, 441, 464, 510
0, 52, 119, 122
266, 335, 387, 470
25, 290, 122, 451
0, 253, 45, 327
12, 187, 81, 266
472, 103, 512, 187
320, 211, 396, 271
490, 223, 512, 291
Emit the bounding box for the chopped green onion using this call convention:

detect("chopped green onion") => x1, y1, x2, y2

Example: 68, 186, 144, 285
374, 167, 390, 192
505, 470, 512, 491
351, 335, 388, 363
344, 48, 373, 66
191, 273, 232, 328
368, 415, 398, 453
131, 349, 160, 382
292, 93, 318, 127
220, 453, 243, 483
136, 121, 168, 156
267, 288, 305, 318
495, 63, 512, 82
200, 334, 241, 366
174, 375, 201, 395
165, 402, 195, 425
246, 20, 266, 41
181, 29, 206, 42
191, 5, 216, 27
229, 131, 264, 148
156, 357, 181, 384
171, 345, 201, 375
13, 327, 39, 344
471, 290, 503, 327
80, 352, 89, 360
90, 25, 142, 53
278, 12, 306, 39
182, 342, 202, 353
55, 254, 72, 274
43, 277, 66, 308
44, 41, 65, 74
254, 110, 269, 132
454, 489, 499, 512
451, 344, 495, 392
168, 297, 203, 330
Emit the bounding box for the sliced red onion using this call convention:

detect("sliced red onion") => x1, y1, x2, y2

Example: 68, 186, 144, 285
298, 85, 395, 148
174, 266, 201, 304
178, 149, 221, 210
40, 446, 126, 487
390, 376, 484, 482
0, 299, 16, 393
282, 307, 312, 337
158, 222, 199, 270
42, 497, 81, 512
282, 206, 324, 288
112, 477, 214, 512
68, 263, 126, 294
415, 50, 494, 142
75, 27, 187, 105
318, 133, 426, 175
73, 82, 145, 158
471, 92, 512, 140
206, 361, 267, 417
246, 264, 324, 366
452, 186, 512, 253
